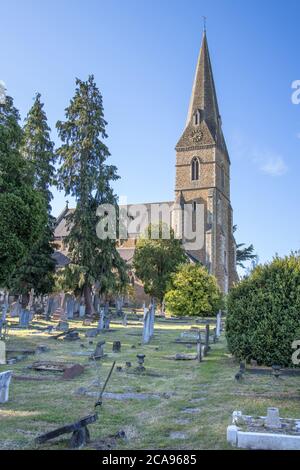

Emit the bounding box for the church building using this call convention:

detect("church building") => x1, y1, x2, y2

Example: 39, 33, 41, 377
54, 31, 238, 300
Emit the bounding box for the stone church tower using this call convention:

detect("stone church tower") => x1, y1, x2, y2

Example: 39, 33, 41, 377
174, 31, 238, 293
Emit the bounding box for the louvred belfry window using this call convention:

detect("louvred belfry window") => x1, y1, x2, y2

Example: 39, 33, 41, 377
192, 157, 200, 181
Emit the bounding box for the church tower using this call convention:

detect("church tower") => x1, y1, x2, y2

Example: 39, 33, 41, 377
174, 31, 238, 293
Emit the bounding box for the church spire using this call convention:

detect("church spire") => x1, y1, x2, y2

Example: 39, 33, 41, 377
186, 31, 220, 136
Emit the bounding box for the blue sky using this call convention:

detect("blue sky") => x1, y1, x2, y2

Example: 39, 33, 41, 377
1, 0, 300, 264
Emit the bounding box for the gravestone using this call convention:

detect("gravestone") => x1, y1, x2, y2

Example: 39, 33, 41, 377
10, 301, 21, 318
104, 317, 110, 330
97, 309, 104, 331
143, 310, 151, 344
196, 333, 202, 363
67, 297, 75, 320
57, 321, 69, 332
92, 341, 106, 360
122, 313, 128, 327
0, 340, 6, 365
216, 311, 222, 338
149, 304, 155, 338
79, 305, 86, 318
112, 341, 121, 353
205, 324, 210, 354
0, 371, 12, 403
19, 309, 30, 328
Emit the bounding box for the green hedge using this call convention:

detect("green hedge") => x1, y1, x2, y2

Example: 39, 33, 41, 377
226, 254, 300, 367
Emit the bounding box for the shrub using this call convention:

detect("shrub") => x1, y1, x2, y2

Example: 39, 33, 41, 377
226, 254, 300, 367
165, 264, 223, 317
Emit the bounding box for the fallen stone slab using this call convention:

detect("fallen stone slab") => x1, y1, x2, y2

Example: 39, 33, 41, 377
29, 361, 84, 380
166, 354, 198, 361
13, 374, 59, 382
75, 390, 171, 401
181, 407, 201, 414
170, 432, 188, 440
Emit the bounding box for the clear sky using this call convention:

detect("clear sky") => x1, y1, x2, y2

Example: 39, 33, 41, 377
1, 0, 300, 264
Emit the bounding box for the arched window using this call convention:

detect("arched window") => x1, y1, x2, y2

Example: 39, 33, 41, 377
194, 109, 201, 126
191, 157, 200, 181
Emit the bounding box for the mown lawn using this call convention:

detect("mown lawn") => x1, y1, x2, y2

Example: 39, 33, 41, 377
0, 315, 300, 450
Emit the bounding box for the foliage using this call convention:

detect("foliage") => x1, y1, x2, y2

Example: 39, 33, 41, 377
233, 225, 257, 269
0, 96, 47, 287
10, 93, 57, 295
226, 254, 300, 366
133, 223, 187, 306
56, 76, 128, 314
165, 263, 223, 317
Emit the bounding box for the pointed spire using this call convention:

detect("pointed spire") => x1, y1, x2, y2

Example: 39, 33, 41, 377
186, 31, 220, 136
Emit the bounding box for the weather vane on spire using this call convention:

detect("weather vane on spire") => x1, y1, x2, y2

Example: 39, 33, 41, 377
203, 16, 207, 33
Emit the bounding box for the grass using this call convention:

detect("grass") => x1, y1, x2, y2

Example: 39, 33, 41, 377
0, 315, 300, 450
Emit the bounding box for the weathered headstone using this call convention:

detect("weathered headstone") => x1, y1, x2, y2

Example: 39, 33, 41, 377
196, 333, 202, 363
57, 321, 69, 332
0, 371, 12, 403
10, 301, 22, 318
122, 313, 128, 327
98, 309, 105, 331
79, 305, 86, 318
19, 309, 30, 328
204, 324, 210, 354
112, 341, 121, 353
85, 329, 99, 338
66, 297, 75, 320
216, 311, 222, 338
149, 304, 155, 338
92, 341, 106, 360
143, 310, 151, 344
0, 340, 6, 365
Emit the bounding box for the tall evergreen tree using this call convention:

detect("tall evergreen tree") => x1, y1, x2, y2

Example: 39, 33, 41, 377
11, 94, 57, 298
56, 76, 128, 316
0, 95, 47, 287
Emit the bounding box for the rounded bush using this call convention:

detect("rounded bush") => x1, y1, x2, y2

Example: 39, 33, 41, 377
226, 255, 300, 367
165, 264, 223, 317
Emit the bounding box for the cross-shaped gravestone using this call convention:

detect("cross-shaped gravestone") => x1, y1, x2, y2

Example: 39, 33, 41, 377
0, 371, 12, 403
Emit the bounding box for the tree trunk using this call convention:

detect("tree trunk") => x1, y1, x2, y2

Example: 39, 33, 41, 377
160, 299, 166, 317
21, 292, 30, 309
83, 283, 94, 318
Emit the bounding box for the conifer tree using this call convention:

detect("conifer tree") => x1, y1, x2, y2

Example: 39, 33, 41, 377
0, 95, 47, 287
11, 94, 57, 298
56, 76, 128, 316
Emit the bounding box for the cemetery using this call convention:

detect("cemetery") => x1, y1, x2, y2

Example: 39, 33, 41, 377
1, 3, 300, 454
0, 299, 300, 450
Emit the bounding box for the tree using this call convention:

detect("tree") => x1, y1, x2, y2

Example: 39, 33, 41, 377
133, 223, 187, 312
226, 254, 300, 367
165, 264, 223, 317
10, 93, 57, 298
0, 95, 47, 288
56, 76, 128, 316
233, 225, 257, 269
